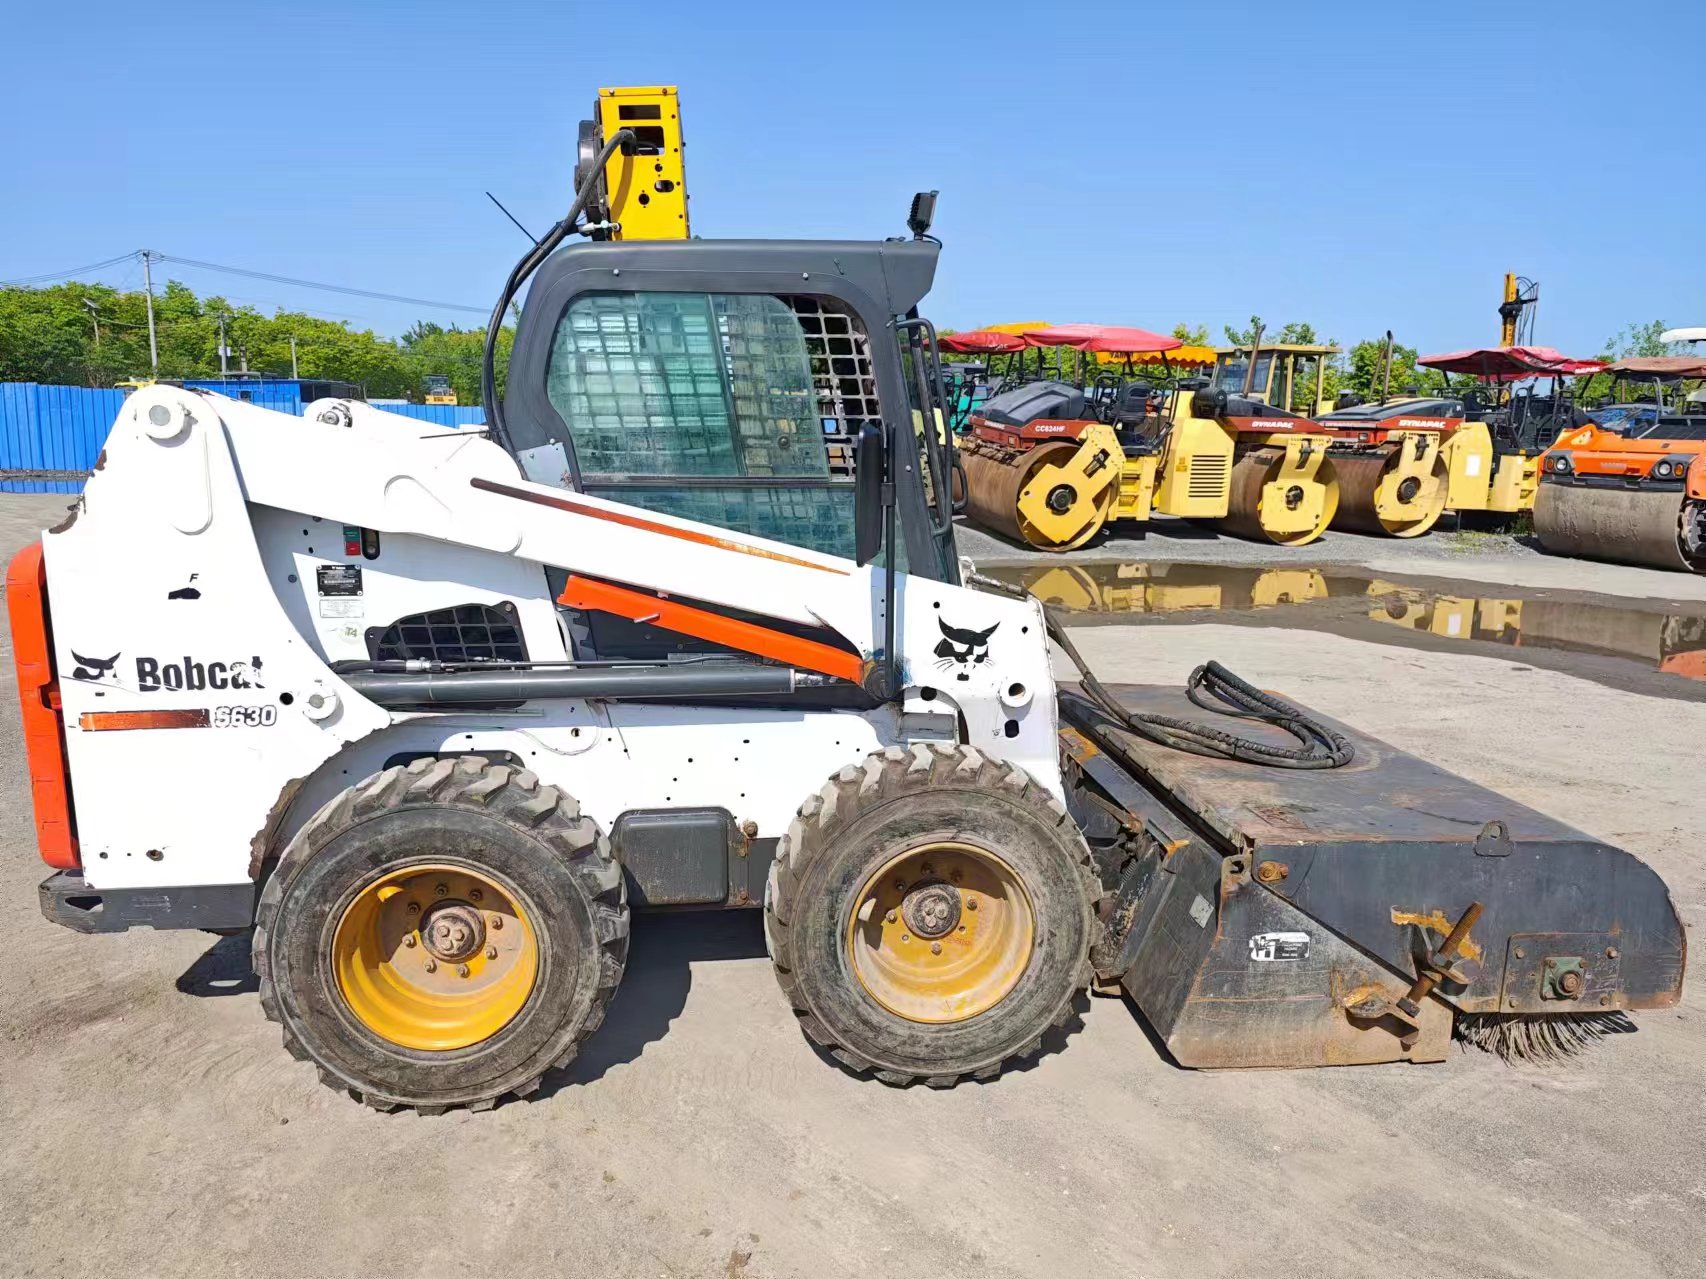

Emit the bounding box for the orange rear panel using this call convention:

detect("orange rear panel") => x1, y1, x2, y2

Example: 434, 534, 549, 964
6, 542, 80, 869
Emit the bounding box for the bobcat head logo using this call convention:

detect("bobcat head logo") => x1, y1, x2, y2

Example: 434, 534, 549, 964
934, 618, 998, 682
70, 651, 120, 683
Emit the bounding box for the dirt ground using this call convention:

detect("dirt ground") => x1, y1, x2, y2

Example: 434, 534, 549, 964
2, 491, 1701, 1279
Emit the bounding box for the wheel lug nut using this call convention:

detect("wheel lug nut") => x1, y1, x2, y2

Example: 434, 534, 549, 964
470, 888, 483, 902
966, 896, 978, 911
930, 942, 942, 955
901, 933, 911, 943
951, 869, 963, 883
434, 883, 448, 896
424, 959, 437, 973
894, 880, 906, 892
403, 935, 417, 948
958, 924, 967, 932
458, 964, 471, 978
490, 915, 503, 930
885, 910, 897, 923
920, 863, 934, 876
407, 902, 421, 915
486, 946, 498, 960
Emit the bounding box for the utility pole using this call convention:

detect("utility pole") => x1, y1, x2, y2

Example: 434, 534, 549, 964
83, 297, 102, 388
218, 311, 230, 375
289, 335, 299, 378
140, 250, 160, 377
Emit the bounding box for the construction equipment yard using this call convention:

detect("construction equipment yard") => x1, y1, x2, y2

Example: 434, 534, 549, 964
2, 487, 1700, 1279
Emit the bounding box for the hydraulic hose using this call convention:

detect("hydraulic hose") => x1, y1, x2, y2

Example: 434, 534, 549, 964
1044, 608, 1354, 769
965, 567, 1354, 769
481, 126, 636, 457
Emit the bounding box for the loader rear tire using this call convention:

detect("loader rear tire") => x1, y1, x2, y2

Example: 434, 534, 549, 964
764, 744, 1096, 1087
253, 756, 626, 1114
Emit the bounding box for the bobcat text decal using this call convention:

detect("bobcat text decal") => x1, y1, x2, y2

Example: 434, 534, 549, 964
135, 654, 265, 692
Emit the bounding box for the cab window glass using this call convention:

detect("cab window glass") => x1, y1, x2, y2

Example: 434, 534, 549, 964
545, 291, 889, 558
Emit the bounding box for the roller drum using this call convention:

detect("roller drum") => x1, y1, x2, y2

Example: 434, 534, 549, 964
1331, 451, 1447, 538
1217, 449, 1338, 546
1533, 483, 1704, 573
959, 441, 1112, 551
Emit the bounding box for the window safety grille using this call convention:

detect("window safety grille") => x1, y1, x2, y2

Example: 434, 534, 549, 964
369, 604, 526, 665
786, 295, 880, 478
544, 291, 885, 555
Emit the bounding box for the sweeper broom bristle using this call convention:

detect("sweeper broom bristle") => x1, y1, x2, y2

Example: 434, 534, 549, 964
1455, 1012, 1637, 1063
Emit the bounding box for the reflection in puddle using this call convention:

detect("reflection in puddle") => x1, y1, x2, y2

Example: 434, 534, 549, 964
984, 562, 1706, 681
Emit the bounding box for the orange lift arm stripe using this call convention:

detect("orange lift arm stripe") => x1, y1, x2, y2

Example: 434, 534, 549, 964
557, 576, 865, 684
78, 709, 212, 732
472, 477, 849, 576
5, 541, 80, 869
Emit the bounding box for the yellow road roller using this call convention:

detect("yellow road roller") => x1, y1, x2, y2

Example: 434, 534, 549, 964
1316, 344, 1604, 537
958, 326, 1340, 550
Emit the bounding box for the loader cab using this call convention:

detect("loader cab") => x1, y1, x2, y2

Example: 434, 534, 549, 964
499, 237, 958, 662
1211, 344, 1339, 416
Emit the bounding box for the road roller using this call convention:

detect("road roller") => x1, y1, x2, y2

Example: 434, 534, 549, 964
958, 376, 1341, 550
1319, 396, 1533, 538
1535, 423, 1706, 571
1205, 340, 1468, 539
1315, 345, 1604, 539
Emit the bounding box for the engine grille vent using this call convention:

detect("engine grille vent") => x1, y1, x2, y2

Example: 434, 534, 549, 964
369, 604, 526, 665
1187, 455, 1230, 500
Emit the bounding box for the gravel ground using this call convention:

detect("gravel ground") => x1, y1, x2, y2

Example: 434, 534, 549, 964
1, 492, 1700, 1279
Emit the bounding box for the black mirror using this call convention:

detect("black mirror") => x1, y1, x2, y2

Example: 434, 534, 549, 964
854, 421, 886, 566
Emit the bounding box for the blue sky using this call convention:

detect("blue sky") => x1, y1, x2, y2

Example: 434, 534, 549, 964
2, 0, 1700, 358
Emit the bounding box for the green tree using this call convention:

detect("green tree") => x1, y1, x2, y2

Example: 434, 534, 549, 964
0, 278, 513, 401
1577, 319, 1675, 403
1341, 337, 1446, 401
1222, 316, 1322, 347
1603, 320, 1670, 360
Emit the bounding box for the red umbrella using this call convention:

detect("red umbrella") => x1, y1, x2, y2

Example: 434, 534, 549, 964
1022, 323, 1183, 355
940, 329, 1030, 354
1418, 345, 1606, 380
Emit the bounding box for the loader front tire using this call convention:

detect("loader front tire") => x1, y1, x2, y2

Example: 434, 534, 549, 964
253, 757, 626, 1113
765, 744, 1095, 1087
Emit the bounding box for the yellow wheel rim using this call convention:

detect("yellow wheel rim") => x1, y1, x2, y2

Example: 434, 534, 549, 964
332, 863, 537, 1051
847, 842, 1035, 1024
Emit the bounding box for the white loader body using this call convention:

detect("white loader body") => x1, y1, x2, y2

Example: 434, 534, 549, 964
44, 388, 1058, 893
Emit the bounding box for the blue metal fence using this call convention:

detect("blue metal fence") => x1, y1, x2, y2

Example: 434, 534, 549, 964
373, 404, 488, 428
0, 384, 130, 493
0, 384, 486, 493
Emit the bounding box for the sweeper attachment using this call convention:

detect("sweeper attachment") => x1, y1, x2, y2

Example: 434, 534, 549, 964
6, 87, 1684, 1112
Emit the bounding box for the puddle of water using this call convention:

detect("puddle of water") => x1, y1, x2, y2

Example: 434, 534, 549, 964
984, 561, 1706, 681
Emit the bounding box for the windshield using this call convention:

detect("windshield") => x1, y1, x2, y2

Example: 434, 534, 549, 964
545, 290, 876, 557
1214, 352, 1275, 399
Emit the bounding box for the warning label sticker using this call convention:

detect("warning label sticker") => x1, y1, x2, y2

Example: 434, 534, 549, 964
1249, 931, 1311, 962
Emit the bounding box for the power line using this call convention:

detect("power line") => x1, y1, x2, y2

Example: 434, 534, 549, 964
5, 247, 489, 317
1, 252, 143, 286
154, 253, 486, 314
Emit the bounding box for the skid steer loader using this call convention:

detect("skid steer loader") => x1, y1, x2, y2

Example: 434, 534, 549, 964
6, 87, 1685, 1113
